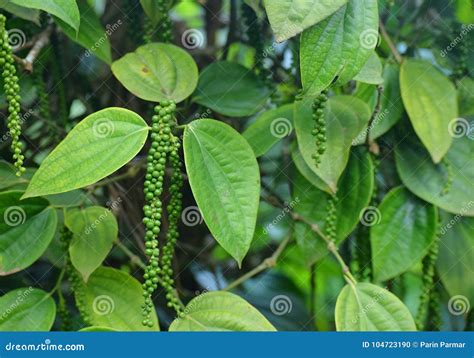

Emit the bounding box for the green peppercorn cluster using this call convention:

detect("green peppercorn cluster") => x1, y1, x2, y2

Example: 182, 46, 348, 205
416, 223, 440, 330
441, 157, 453, 196
325, 194, 338, 241
453, 25, 469, 80
33, 68, 52, 122
143, 0, 172, 44
427, 280, 442, 330
141, 100, 184, 326
160, 133, 183, 313
59, 228, 91, 326
311, 92, 328, 167
0, 14, 25, 175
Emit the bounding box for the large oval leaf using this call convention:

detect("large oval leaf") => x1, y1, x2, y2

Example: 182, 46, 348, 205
0, 191, 57, 275
335, 283, 416, 331
0, 288, 56, 331
437, 211, 474, 304
10, 0, 80, 32
291, 142, 330, 193
243, 104, 293, 157
65, 206, 118, 282
263, 0, 347, 42
293, 148, 374, 264
370, 187, 437, 282
23, 108, 148, 198
169, 291, 276, 331
75, 267, 159, 331
400, 60, 458, 163
184, 119, 260, 265
56, 1, 111, 64
396, 134, 474, 216
300, 0, 379, 97
294, 96, 371, 192
193, 61, 269, 117
111, 43, 198, 103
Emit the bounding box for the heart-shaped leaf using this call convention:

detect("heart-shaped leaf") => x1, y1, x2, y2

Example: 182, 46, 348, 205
75, 266, 159, 331
400, 60, 458, 163
184, 119, 260, 265
23, 108, 148, 198
65, 206, 118, 282
112, 43, 198, 103
169, 291, 276, 331
0, 288, 56, 331
263, 0, 347, 42
193, 61, 269, 117
370, 187, 437, 282
0, 191, 57, 275
294, 95, 371, 192
396, 134, 474, 217
335, 282, 416, 331
300, 0, 379, 97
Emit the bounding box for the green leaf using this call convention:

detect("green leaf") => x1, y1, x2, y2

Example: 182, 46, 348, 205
169, 291, 276, 331
335, 282, 416, 331
263, 0, 347, 42
455, 0, 474, 24
353, 52, 383, 84
0, 191, 57, 275
370, 187, 437, 282
290, 142, 331, 194
56, 0, 112, 64
65, 206, 118, 282
23, 108, 148, 198
140, 0, 175, 26
300, 0, 378, 97
0, 1, 40, 24
79, 326, 117, 332
193, 61, 269, 117
294, 95, 371, 191
76, 267, 159, 331
0, 161, 29, 190
437, 212, 474, 305
0, 288, 56, 331
395, 134, 474, 217
9, 0, 80, 32
400, 60, 458, 163
111, 43, 198, 103
293, 148, 374, 264
243, 104, 293, 157
183, 119, 260, 265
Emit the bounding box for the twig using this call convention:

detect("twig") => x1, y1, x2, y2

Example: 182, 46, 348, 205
379, 20, 402, 64
15, 25, 53, 72
224, 235, 292, 290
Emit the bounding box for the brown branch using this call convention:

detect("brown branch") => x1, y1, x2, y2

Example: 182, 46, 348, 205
15, 26, 53, 72
379, 20, 402, 64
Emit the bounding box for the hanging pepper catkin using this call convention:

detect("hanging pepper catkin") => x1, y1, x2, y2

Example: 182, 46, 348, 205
0, 14, 25, 175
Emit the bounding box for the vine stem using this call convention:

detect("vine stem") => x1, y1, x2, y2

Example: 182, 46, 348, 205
261, 188, 357, 285
48, 267, 66, 296
379, 20, 403, 64
366, 84, 384, 152
224, 235, 293, 291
